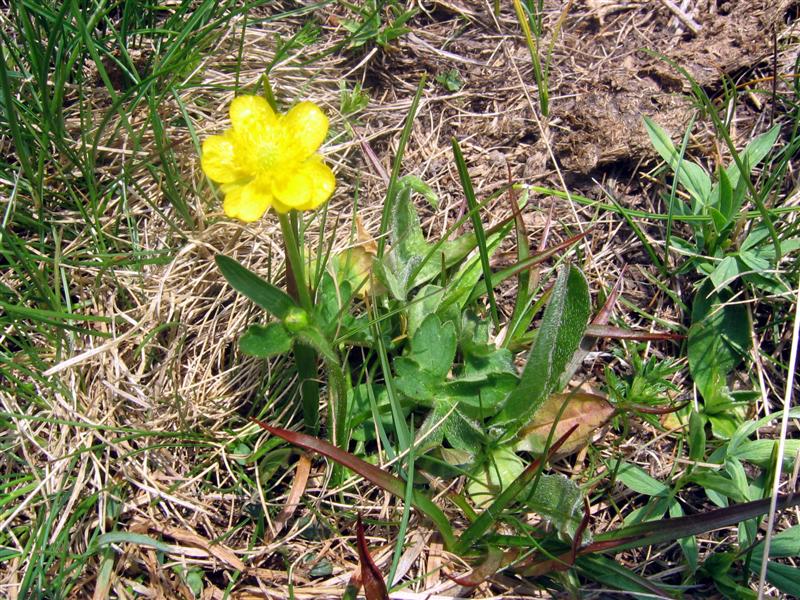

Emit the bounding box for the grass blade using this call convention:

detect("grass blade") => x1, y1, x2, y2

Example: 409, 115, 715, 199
451, 137, 500, 327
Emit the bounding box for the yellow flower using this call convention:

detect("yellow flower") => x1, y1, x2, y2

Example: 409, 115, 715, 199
201, 95, 336, 221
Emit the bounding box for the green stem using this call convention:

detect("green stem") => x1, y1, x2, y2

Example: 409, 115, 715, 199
278, 211, 319, 434
277, 211, 312, 312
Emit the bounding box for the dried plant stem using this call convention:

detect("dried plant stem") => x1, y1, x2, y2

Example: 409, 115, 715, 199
757, 280, 800, 597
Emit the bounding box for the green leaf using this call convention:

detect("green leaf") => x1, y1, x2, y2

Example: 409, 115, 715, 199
717, 164, 733, 223
616, 462, 669, 496
493, 266, 591, 437
643, 116, 712, 208
408, 313, 456, 379
729, 408, 800, 452
752, 525, 800, 558
239, 323, 293, 358
689, 410, 706, 462
731, 439, 800, 470
688, 279, 751, 403
708, 255, 741, 290
523, 473, 587, 542
467, 446, 525, 507
407, 284, 445, 338
688, 471, 748, 502
455, 425, 579, 553
576, 555, 671, 597
724, 125, 780, 191
755, 561, 800, 597
669, 500, 698, 572
215, 255, 296, 320
748, 527, 800, 597
398, 175, 439, 209
393, 357, 441, 401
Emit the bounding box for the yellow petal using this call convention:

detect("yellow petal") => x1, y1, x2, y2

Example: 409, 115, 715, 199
272, 156, 335, 212
272, 170, 312, 211
223, 180, 272, 222
229, 95, 276, 132
201, 133, 242, 183
282, 101, 329, 158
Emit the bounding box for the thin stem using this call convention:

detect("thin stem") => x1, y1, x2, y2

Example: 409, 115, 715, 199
278, 210, 319, 434
278, 211, 312, 311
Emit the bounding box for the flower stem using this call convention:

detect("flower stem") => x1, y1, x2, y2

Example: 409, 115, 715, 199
278, 211, 320, 434
277, 211, 312, 312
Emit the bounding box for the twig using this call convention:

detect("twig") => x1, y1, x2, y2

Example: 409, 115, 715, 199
657, 0, 702, 35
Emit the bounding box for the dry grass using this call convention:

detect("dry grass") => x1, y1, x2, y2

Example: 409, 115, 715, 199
2, 0, 799, 598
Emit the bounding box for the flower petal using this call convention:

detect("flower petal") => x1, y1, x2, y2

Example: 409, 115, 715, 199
272, 156, 336, 212
282, 101, 329, 158
201, 133, 242, 183
230, 95, 276, 131
223, 180, 272, 222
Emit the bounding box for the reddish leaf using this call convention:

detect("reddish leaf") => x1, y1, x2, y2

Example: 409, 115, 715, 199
252, 419, 457, 549
518, 494, 800, 582
515, 393, 615, 457
585, 324, 683, 342
592, 266, 626, 326
585, 493, 800, 554
498, 229, 592, 282
357, 514, 389, 600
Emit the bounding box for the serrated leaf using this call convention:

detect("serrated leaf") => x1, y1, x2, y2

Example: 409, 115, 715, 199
515, 392, 614, 457
493, 266, 591, 436
393, 357, 440, 401
239, 322, 292, 358
408, 313, 456, 379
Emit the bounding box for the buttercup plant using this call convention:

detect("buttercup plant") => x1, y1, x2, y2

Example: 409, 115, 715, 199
205, 92, 340, 437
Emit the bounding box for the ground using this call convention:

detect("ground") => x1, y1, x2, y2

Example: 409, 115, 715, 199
1, 0, 798, 598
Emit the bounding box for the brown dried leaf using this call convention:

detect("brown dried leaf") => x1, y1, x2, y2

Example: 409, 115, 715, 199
269, 453, 311, 540
515, 392, 614, 457
356, 514, 389, 600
